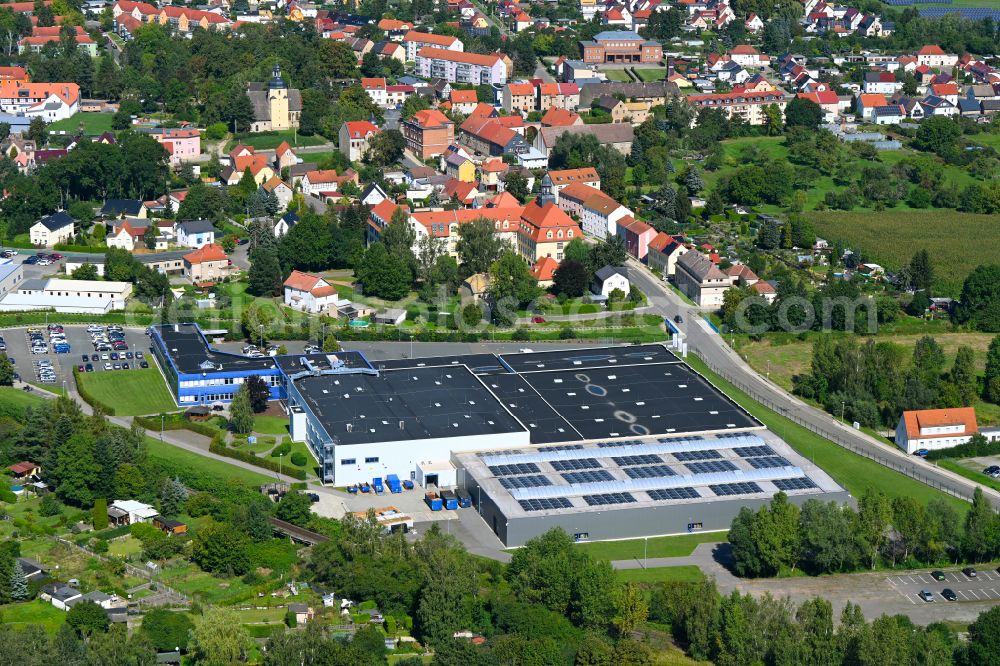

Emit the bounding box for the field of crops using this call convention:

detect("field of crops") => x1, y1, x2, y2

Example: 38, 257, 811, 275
811, 209, 1000, 294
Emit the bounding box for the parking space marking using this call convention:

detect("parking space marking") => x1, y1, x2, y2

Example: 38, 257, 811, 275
958, 590, 968, 600
969, 590, 981, 600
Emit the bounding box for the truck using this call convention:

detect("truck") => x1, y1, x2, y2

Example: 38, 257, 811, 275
386, 474, 402, 494
441, 489, 459, 510
456, 488, 472, 508
424, 492, 443, 511
372, 477, 384, 495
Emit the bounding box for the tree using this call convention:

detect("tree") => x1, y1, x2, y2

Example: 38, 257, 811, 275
950, 346, 978, 407
415, 234, 446, 285
191, 520, 251, 575
962, 487, 997, 563
141, 609, 194, 653
229, 384, 255, 434
66, 600, 110, 636
488, 251, 540, 325
356, 243, 411, 300
247, 247, 283, 297
277, 214, 333, 272
967, 606, 1000, 665
456, 217, 510, 275
9, 561, 26, 601
26, 117, 47, 146
612, 582, 648, 636
913, 116, 961, 156
52, 433, 100, 507
92, 497, 108, 530
72, 263, 99, 280
683, 166, 705, 195
365, 129, 405, 167
245, 375, 270, 413
114, 463, 146, 500
784, 97, 823, 130
275, 491, 312, 526
563, 237, 590, 265
551, 259, 588, 298
189, 608, 253, 666
986, 335, 1000, 404
504, 170, 529, 201
0, 354, 12, 387
231, 502, 272, 543
908, 249, 934, 292
143, 225, 157, 250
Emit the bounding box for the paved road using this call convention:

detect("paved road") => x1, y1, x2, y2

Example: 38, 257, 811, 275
623, 256, 1000, 509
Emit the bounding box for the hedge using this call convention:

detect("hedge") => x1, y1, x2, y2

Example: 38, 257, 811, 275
135, 413, 220, 439
54, 243, 110, 253
926, 436, 1000, 461
209, 440, 307, 480
71, 367, 116, 415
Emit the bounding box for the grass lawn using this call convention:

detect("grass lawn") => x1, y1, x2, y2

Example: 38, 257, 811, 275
156, 560, 254, 604
107, 535, 143, 559
254, 415, 289, 436
812, 210, 998, 295
634, 68, 666, 82
0, 385, 47, 412
230, 131, 326, 151
941, 459, 1000, 494
686, 354, 970, 514
617, 565, 705, 585
0, 599, 66, 633
47, 113, 115, 135
76, 367, 177, 416
602, 69, 631, 82
574, 531, 726, 561
145, 436, 273, 487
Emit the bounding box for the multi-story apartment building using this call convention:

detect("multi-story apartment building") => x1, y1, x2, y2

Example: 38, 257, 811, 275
415, 48, 507, 85
579, 30, 662, 64
402, 109, 455, 159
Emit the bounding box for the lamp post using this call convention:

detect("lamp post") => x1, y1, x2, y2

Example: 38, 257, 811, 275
160, 414, 164, 442
259, 324, 264, 351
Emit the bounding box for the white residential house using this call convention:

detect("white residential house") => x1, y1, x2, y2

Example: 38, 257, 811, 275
110, 500, 158, 525
29, 211, 74, 247
675, 251, 735, 308
895, 407, 979, 454
175, 219, 216, 249
339, 121, 380, 162
283, 270, 339, 313
592, 265, 629, 297
274, 212, 298, 237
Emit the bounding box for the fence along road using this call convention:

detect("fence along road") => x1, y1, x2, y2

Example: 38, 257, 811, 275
624, 255, 1000, 509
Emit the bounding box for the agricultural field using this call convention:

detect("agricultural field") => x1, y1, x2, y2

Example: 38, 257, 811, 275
735, 331, 1000, 426
75, 367, 178, 416
810, 209, 1000, 294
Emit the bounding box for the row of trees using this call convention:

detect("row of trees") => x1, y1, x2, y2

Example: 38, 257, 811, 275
729, 489, 984, 578
792, 334, 991, 428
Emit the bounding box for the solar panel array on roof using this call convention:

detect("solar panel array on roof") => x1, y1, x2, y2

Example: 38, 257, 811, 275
738, 445, 776, 458
613, 454, 662, 466
583, 492, 636, 506
482, 434, 766, 466
489, 463, 541, 476
598, 439, 646, 448
562, 469, 615, 484
647, 487, 700, 501
499, 475, 553, 490
711, 482, 763, 496
686, 460, 738, 474
624, 465, 677, 479
747, 456, 791, 469
774, 477, 818, 491
518, 497, 573, 512
539, 444, 584, 451
672, 449, 722, 462
550, 458, 600, 471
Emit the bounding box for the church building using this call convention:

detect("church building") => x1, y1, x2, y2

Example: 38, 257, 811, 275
246, 64, 302, 133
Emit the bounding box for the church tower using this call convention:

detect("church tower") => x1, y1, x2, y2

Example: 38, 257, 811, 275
537, 173, 555, 206
267, 63, 290, 131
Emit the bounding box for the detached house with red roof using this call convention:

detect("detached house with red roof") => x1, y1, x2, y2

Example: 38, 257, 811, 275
895, 407, 988, 455
339, 121, 380, 162
517, 198, 581, 264
183, 243, 231, 283
283, 270, 339, 314
915, 45, 957, 70
0, 81, 78, 121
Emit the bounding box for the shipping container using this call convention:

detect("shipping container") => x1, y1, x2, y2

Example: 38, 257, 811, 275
424, 492, 443, 511
441, 489, 459, 510
372, 477, 384, 494
456, 488, 472, 508
386, 474, 402, 493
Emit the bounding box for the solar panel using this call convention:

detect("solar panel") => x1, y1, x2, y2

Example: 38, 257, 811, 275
582, 492, 636, 506
710, 482, 763, 496
538, 444, 584, 451
672, 449, 722, 462
624, 465, 677, 479
499, 475, 553, 490
613, 454, 663, 466
686, 460, 738, 474
489, 462, 541, 476
550, 458, 600, 471
738, 445, 776, 458
518, 497, 573, 512
774, 477, 817, 491
562, 469, 615, 484
746, 456, 791, 469
647, 487, 700, 501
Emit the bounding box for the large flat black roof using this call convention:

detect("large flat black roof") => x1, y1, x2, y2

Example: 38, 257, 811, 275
293, 366, 526, 446
372, 353, 509, 374
274, 351, 372, 375
498, 344, 680, 373
483, 373, 583, 443
153, 324, 278, 375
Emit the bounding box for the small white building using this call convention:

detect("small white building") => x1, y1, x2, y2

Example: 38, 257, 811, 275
175, 219, 216, 249
895, 407, 984, 454
29, 211, 74, 247
283, 270, 339, 314
592, 265, 629, 297
109, 499, 159, 525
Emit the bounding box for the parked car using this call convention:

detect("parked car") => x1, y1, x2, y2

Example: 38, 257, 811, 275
963, 567, 977, 578
85, 364, 93, 372
914, 449, 929, 457
77, 365, 85, 372
531, 316, 545, 323
941, 589, 957, 601
918, 590, 935, 603
139, 361, 149, 368
82, 354, 89, 362
122, 362, 129, 370
931, 570, 946, 581
104, 363, 112, 371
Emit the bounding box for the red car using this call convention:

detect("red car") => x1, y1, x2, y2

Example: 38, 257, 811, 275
531, 316, 546, 323
49, 253, 63, 260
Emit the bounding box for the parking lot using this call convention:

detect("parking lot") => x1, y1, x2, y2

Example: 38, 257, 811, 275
885, 567, 1000, 605
2, 325, 152, 389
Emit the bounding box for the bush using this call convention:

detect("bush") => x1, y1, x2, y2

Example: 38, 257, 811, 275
285, 610, 296, 628
270, 441, 292, 458
559, 327, 575, 339
208, 440, 307, 480
290, 452, 307, 467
